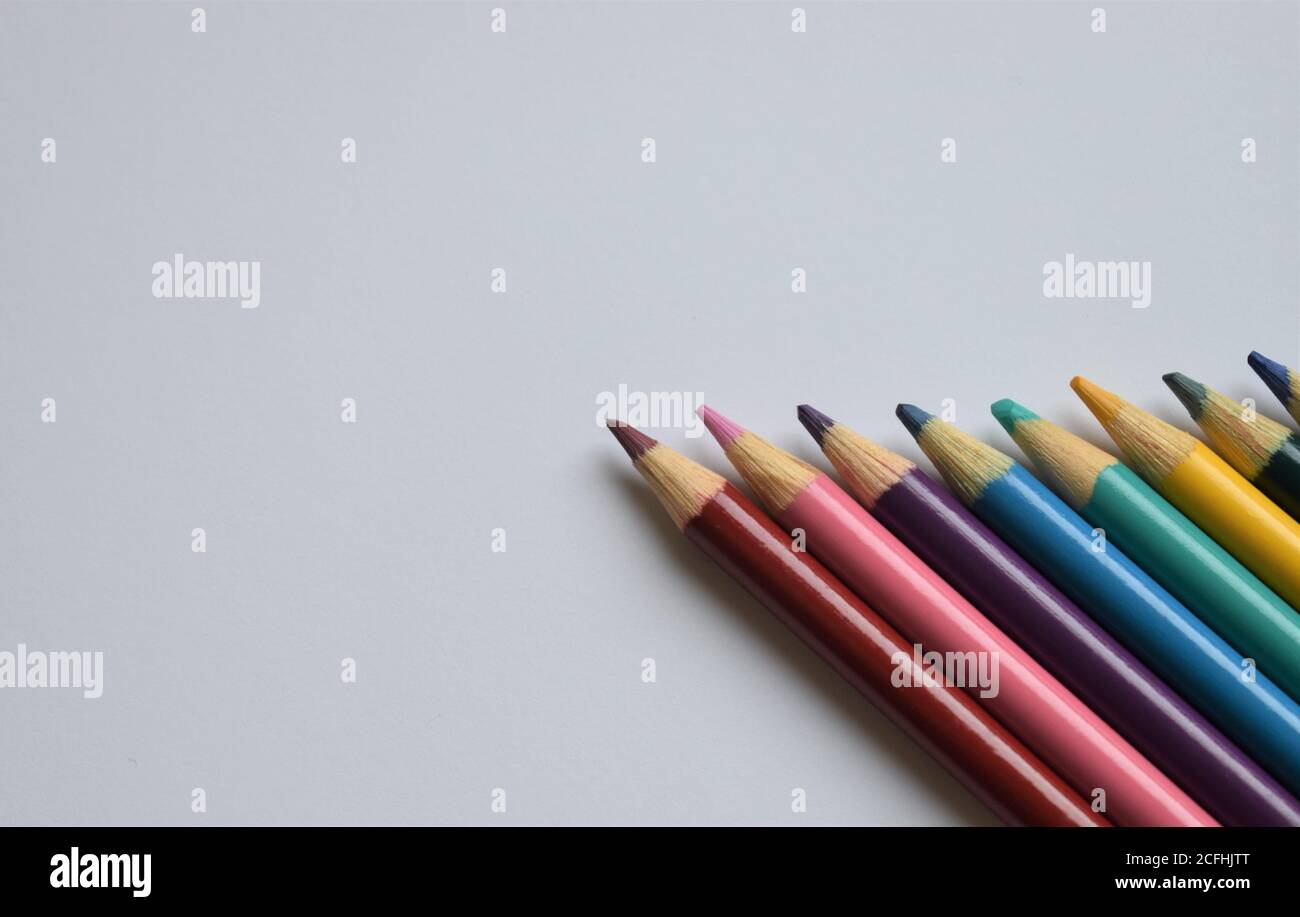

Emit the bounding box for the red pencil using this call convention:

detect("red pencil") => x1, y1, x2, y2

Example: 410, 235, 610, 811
608, 421, 1107, 827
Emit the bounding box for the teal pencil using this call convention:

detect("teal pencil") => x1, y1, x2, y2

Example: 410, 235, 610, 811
1249, 351, 1300, 427
993, 398, 1300, 707
897, 403, 1300, 797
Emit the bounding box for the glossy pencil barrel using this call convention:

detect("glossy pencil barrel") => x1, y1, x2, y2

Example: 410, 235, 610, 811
1161, 445, 1300, 610
685, 483, 1106, 827
1079, 464, 1300, 705
777, 476, 1211, 826
867, 467, 1300, 826
970, 465, 1300, 797
1073, 376, 1300, 611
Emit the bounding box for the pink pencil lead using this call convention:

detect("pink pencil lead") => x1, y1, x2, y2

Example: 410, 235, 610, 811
698, 405, 746, 449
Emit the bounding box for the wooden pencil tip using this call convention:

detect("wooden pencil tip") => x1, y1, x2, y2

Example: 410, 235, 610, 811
606, 419, 658, 460
698, 405, 745, 450
797, 404, 834, 445
1249, 351, 1293, 404
1070, 376, 1122, 425
896, 403, 933, 439
990, 398, 1038, 434
1162, 372, 1206, 419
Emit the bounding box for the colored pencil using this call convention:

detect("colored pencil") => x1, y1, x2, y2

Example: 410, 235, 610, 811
1249, 350, 1300, 426
1072, 376, 1300, 610
897, 404, 1300, 798
699, 406, 1212, 827
606, 420, 1106, 827
799, 404, 1300, 826
996, 398, 1300, 706
1164, 371, 1300, 520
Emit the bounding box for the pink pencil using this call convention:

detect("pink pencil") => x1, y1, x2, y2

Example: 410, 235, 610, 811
699, 405, 1216, 827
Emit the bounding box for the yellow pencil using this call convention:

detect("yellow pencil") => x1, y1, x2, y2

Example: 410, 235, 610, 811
1072, 376, 1300, 611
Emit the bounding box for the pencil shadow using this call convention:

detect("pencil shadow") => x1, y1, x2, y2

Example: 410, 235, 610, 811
603, 462, 998, 826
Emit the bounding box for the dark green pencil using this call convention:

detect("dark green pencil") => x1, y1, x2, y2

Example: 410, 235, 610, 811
1164, 372, 1300, 522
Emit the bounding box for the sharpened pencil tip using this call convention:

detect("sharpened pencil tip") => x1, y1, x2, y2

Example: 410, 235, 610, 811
1162, 372, 1206, 418
796, 404, 834, 445
698, 405, 745, 449
606, 419, 657, 460
990, 398, 1038, 433
1070, 376, 1122, 425
896, 404, 933, 438
1249, 351, 1292, 404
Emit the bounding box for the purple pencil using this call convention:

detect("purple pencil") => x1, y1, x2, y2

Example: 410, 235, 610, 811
797, 404, 1300, 827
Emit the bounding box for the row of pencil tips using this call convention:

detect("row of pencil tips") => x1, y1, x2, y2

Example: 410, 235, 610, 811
605, 351, 1300, 827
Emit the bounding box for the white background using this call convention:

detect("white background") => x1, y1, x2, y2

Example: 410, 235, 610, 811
1, 1, 1296, 825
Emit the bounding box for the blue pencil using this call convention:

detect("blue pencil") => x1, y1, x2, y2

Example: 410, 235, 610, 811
896, 403, 1300, 798
1249, 350, 1300, 428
